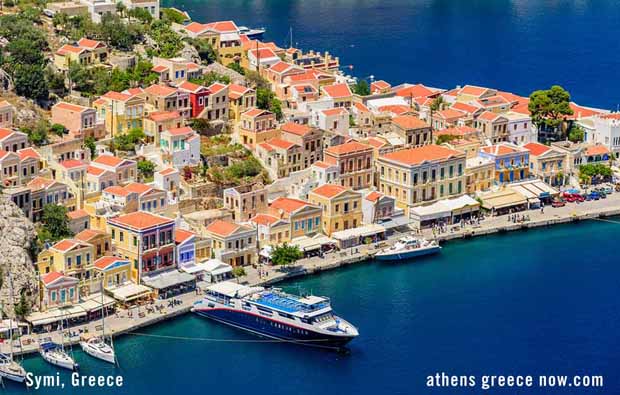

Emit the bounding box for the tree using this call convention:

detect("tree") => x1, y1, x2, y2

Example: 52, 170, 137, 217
227, 62, 245, 75
435, 134, 459, 145
232, 266, 246, 282
528, 85, 573, 131
568, 124, 585, 143
271, 243, 303, 266
21, 120, 49, 146
13, 292, 31, 319
352, 79, 370, 96
188, 118, 211, 135
13, 64, 48, 101
257, 87, 283, 120
85, 136, 96, 158
185, 38, 218, 63
115, 2, 126, 18
190, 71, 230, 87
128, 7, 153, 24
113, 128, 145, 151
137, 159, 155, 181
149, 20, 182, 58
579, 163, 612, 185
41, 204, 73, 241
430, 96, 446, 112
161, 8, 189, 24
50, 123, 67, 137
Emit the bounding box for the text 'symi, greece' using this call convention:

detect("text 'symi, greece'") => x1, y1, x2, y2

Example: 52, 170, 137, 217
426, 372, 604, 391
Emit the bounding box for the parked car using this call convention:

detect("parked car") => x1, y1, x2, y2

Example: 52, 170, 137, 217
588, 192, 601, 200
552, 200, 566, 208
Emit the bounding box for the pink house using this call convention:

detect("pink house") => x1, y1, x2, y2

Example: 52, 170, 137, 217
40, 271, 79, 310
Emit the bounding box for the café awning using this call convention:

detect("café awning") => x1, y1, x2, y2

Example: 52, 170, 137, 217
331, 224, 386, 241
291, 234, 336, 252
481, 189, 527, 210
107, 283, 153, 302
142, 270, 196, 290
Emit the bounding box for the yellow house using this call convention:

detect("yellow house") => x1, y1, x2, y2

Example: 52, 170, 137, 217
53, 38, 109, 71
269, 197, 323, 239
93, 91, 145, 137
93, 256, 131, 289
182, 21, 242, 66
75, 228, 112, 260
308, 184, 362, 236
465, 157, 495, 194
143, 110, 183, 145
228, 84, 256, 123
204, 219, 257, 267
238, 108, 279, 147
250, 213, 292, 247
36, 238, 96, 295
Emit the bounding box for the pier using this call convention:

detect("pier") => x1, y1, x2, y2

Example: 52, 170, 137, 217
4, 193, 620, 357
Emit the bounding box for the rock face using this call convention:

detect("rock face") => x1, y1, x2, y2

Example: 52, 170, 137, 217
0, 197, 38, 318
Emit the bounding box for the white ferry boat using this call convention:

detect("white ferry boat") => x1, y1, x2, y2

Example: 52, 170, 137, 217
192, 282, 358, 349
375, 236, 441, 261
238, 26, 265, 39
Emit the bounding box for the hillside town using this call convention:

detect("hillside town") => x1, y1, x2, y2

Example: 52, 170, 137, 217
0, 0, 619, 341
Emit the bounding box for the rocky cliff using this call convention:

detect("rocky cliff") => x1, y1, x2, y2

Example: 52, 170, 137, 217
0, 196, 38, 318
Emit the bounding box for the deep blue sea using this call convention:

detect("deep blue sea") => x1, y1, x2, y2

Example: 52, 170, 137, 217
6, 219, 620, 394
162, 0, 620, 110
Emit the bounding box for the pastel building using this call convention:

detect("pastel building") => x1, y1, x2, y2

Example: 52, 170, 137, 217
324, 141, 374, 190
40, 272, 79, 311
524, 142, 566, 186
269, 197, 322, 239
90, 154, 138, 185
479, 143, 530, 185
160, 126, 201, 168
51, 101, 105, 139
308, 184, 362, 236
107, 211, 176, 282
204, 220, 257, 267
223, 183, 268, 222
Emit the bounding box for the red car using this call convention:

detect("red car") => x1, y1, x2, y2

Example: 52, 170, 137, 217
552, 200, 566, 207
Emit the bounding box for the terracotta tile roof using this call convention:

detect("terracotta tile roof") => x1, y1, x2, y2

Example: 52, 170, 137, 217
523, 142, 551, 156
102, 91, 132, 102
109, 211, 174, 231
41, 271, 64, 285
158, 167, 178, 176
94, 256, 128, 270
377, 105, 411, 115
165, 126, 194, 137
476, 95, 510, 108
392, 115, 427, 129
104, 185, 131, 197
481, 144, 521, 156
228, 84, 252, 100
459, 85, 489, 97
451, 102, 479, 114
370, 80, 391, 92
205, 20, 238, 33
148, 111, 181, 122
27, 177, 55, 191
280, 122, 312, 136
366, 137, 388, 149
270, 197, 313, 214
75, 228, 105, 242
249, 48, 278, 60
264, 138, 298, 150
325, 141, 372, 156
395, 84, 434, 98
205, 219, 240, 237
175, 228, 195, 244
600, 113, 620, 120
311, 184, 347, 198
51, 239, 81, 253
322, 107, 348, 116
250, 214, 280, 226
145, 84, 178, 97
67, 209, 89, 220
269, 61, 296, 74
59, 159, 87, 169
177, 81, 206, 93
151, 65, 169, 73
365, 191, 383, 202
0, 128, 15, 140
87, 166, 107, 176
242, 108, 271, 118
312, 160, 333, 169
77, 38, 104, 49
381, 145, 463, 166
124, 182, 153, 195
17, 147, 41, 161
435, 108, 467, 121
322, 83, 352, 99
353, 102, 370, 112
124, 87, 144, 97
184, 22, 208, 34
208, 82, 228, 94
477, 111, 503, 122
586, 145, 610, 156
434, 126, 478, 137
92, 154, 125, 167
54, 101, 89, 112
57, 44, 85, 55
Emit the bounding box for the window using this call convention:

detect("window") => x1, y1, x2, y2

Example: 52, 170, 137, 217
119, 232, 124, 242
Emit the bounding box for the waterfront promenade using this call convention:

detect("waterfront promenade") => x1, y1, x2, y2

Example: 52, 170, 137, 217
4, 193, 620, 357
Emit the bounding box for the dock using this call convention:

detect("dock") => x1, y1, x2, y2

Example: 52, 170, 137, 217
4, 193, 620, 357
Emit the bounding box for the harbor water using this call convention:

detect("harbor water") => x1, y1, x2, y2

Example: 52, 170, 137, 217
7, 218, 620, 394
163, 0, 620, 109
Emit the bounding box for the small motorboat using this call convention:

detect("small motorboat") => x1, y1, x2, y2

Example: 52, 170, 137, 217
0, 353, 27, 383
375, 236, 441, 261
39, 342, 78, 371
80, 334, 115, 364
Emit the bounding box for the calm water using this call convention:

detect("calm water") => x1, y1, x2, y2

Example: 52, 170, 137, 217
162, 0, 620, 109
5, 219, 620, 394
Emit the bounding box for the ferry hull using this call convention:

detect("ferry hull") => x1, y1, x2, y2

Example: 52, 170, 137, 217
375, 245, 441, 261
193, 308, 355, 349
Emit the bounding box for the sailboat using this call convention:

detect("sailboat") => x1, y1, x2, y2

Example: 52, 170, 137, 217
0, 320, 27, 383
0, 273, 28, 383
39, 309, 78, 370
80, 279, 115, 364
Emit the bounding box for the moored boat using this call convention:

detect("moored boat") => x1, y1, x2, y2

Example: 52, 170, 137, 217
375, 236, 441, 261
192, 282, 358, 349
238, 26, 265, 39
0, 353, 27, 383
39, 341, 78, 371
80, 334, 115, 364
